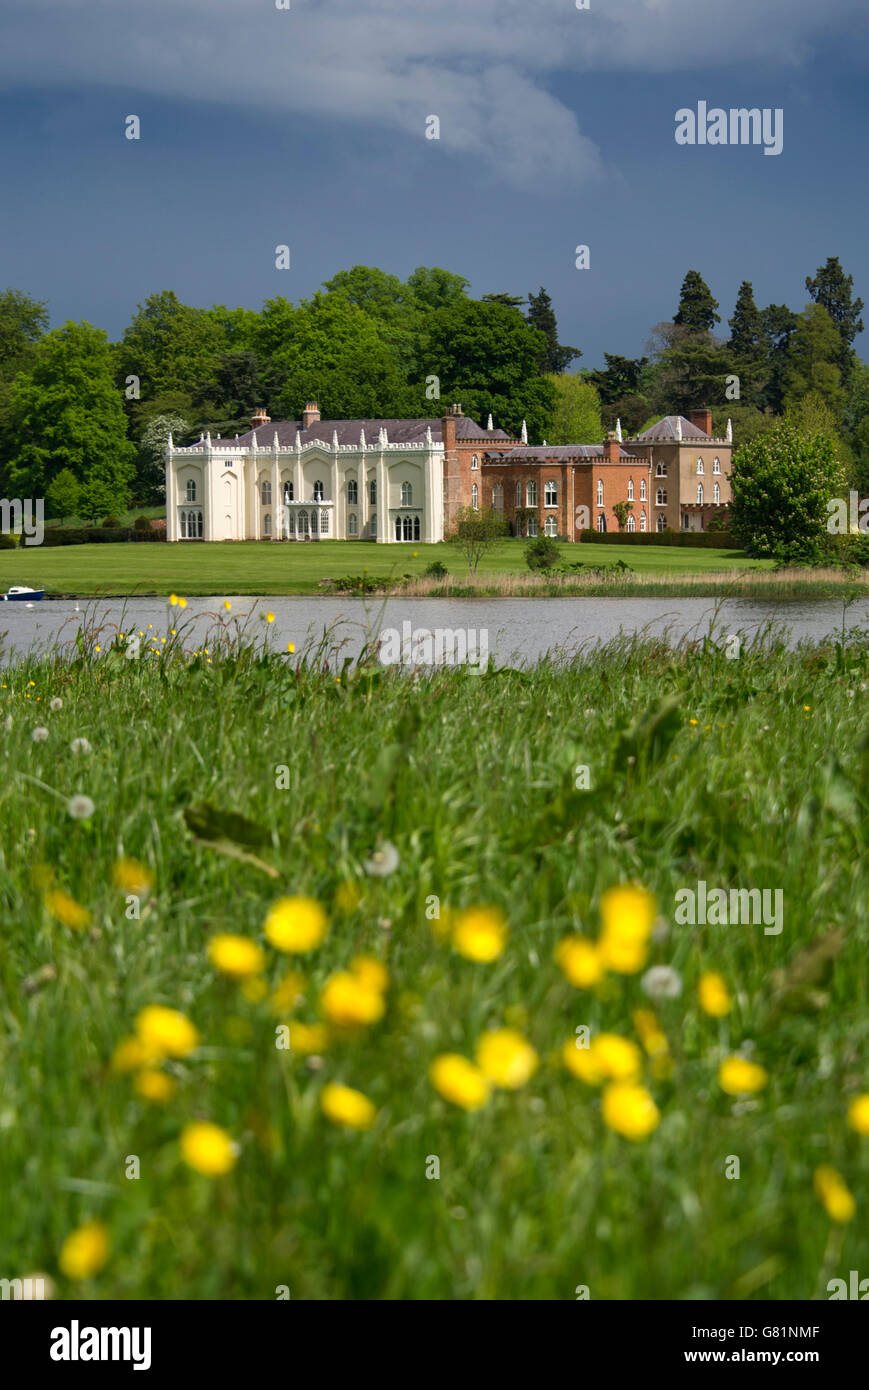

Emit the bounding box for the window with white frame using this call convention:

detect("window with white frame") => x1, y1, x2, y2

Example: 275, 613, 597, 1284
527, 516, 538, 537
284, 481, 294, 502
348, 479, 358, 504
492, 482, 503, 512
627, 479, 634, 501
526, 480, 538, 506
696, 458, 704, 474
597, 479, 604, 506
713, 481, 720, 503
544, 516, 558, 537
320, 510, 329, 534
369, 480, 377, 504
713, 457, 721, 474
656, 513, 666, 532
697, 482, 704, 504
627, 513, 636, 532
264, 512, 272, 535
262, 480, 272, 505
597, 513, 607, 533
640, 510, 646, 531
471, 482, 479, 509
370, 512, 377, 535
401, 481, 413, 505
348, 513, 358, 536
471, 454, 479, 470
186, 478, 197, 502
655, 462, 667, 477
656, 488, 667, 505
640, 479, 646, 501
314, 480, 324, 502
544, 481, 557, 506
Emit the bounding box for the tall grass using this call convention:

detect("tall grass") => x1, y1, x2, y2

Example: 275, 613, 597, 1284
0, 613, 867, 1299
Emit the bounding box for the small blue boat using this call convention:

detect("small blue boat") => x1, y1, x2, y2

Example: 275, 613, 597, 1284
2, 585, 44, 602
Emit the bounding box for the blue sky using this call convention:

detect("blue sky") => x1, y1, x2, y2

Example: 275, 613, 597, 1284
0, 0, 866, 368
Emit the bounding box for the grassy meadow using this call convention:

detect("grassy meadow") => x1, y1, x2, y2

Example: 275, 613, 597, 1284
0, 537, 773, 598
1, 611, 868, 1300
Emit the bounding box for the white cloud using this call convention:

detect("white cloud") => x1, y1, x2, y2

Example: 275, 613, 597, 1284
0, 0, 864, 186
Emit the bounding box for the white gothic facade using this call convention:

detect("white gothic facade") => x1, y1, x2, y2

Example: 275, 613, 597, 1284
166, 404, 448, 544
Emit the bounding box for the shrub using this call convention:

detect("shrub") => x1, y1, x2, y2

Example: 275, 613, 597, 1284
0, 532, 16, 549
423, 560, 448, 579
102, 515, 121, 529
525, 535, 561, 571
133, 515, 152, 532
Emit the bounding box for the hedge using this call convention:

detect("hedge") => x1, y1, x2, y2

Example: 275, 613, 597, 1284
578, 528, 741, 550
42, 526, 167, 547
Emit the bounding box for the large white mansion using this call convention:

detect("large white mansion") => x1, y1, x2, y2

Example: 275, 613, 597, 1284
165, 403, 495, 544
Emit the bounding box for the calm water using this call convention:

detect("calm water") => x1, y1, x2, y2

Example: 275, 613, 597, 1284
1, 595, 867, 665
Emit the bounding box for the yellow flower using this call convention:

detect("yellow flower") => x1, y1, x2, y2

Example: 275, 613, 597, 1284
563, 1032, 643, 1086
846, 1093, 869, 1135
698, 971, 732, 1017
110, 1035, 149, 1073
602, 1082, 660, 1141
452, 905, 507, 962
134, 1069, 176, 1103
265, 611, 275, 623
320, 1082, 377, 1130
208, 933, 266, 977
320, 971, 385, 1027
59, 1221, 110, 1280
287, 1021, 330, 1054
223, 600, 231, 611
632, 1008, 669, 1058
814, 1165, 855, 1223
180, 1122, 238, 1176
135, 1005, 199, 1059
476, 1028, 538, 1089
719, 1055, 768, 1096
349, 954, 389, 993
111, 857, 154, 896
264, 896, 328, 953
169, 594, 178, 606
554, 934, 604, 988
287, 642, 295, 653
269, 971, 306, 1015
429, 1053, 491, 1110
597, 883, 656, 974
44, 888, 91, 931
178, 597, 187, 609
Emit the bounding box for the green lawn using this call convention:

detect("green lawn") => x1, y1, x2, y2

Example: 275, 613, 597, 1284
1, 630, 867, 1297
0, 539, 769, 597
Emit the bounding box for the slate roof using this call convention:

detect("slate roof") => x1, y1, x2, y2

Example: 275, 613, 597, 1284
485, 445, 640, 463
203, 416, 513, 449
630, 415, 710, 442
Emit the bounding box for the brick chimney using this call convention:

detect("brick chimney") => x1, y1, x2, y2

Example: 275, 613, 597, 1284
251, 407, 270, 430
603, 431, 621, 463
689, 407, 713, 436
442, 407, 461, 533
301, 402, 321, 429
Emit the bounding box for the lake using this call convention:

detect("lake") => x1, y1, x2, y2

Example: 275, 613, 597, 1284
2, 595, 867, 665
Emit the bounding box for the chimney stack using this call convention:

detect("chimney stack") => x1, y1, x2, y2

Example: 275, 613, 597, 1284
251, 407, 271, 430
301, 401, 321, 429
689, 406, 713, 436
603, 431, 621, 463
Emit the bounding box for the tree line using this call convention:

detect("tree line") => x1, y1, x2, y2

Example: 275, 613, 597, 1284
0, 257, 864, 520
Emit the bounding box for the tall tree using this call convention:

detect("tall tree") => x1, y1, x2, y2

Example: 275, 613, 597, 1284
526, 288, 580, 373
729, 416, 844, 559
117, 290, 227, 406
673, 270, 720, 332
6, 320, 135, 510
546, 374, 602, 443
784, 304, 845, 415
586, 353, 649, 405
805, 256, 864, 377
404, 266, 470, 310
269, 293, 406, 420
648, 323, 733, 416
727, 281, 767, 408
760, 303, 799, 414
